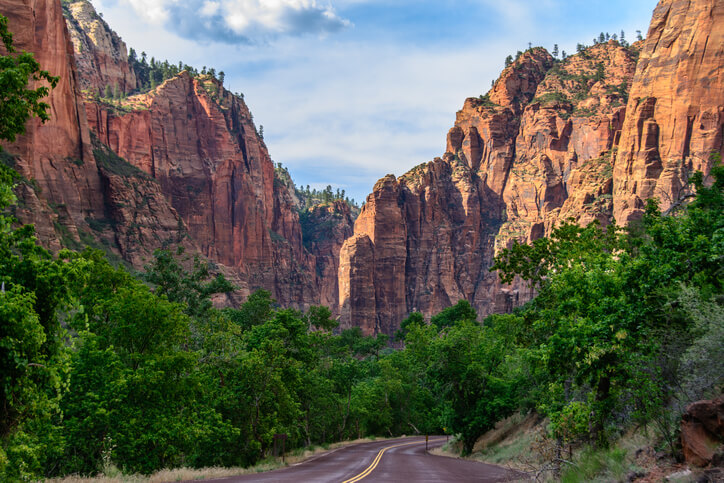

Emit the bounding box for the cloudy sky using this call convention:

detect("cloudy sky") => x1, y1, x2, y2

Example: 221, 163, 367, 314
92, 0, 658, 204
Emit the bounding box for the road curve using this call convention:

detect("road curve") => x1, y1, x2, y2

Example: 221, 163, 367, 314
200, 436, 525, 483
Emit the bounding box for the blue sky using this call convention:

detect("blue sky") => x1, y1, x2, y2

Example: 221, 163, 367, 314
92, 0, 658, 204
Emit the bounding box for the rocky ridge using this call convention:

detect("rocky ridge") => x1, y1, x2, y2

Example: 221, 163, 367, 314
62, 0, 136, 96
3, 0, 721, 333
71, 0, 357, 311
613, 0, 724, 223
339, 0, 722, 336
1, 0, 354, 313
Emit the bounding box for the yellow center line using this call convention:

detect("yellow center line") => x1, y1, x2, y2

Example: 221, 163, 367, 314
341, 438, 446, 483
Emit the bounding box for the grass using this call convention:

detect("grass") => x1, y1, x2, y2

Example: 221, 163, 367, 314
533, 92, 570, 106
560, 446, 634, 483
476, 429, 538, 468
91, 134, 149, 179
445, 415, 654, 483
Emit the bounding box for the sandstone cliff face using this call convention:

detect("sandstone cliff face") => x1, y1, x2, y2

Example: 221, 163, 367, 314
499, 40, 637, 247
1, 0, 105, 249
339, 50, 554, 335
1, 0, 192, 268
63, 0, 137, 96
84, 71, 341, 308
300, 200, 355, 315
613, 0, 724, 223
341, 0, 719, 336
3, 0, 353, 313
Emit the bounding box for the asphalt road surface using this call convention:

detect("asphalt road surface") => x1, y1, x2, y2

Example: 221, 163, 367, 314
203, 436, 525, 482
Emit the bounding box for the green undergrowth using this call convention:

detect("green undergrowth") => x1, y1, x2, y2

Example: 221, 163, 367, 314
476, 430, 538, 468
466, 417, 652, 482
560, 446, 633, 483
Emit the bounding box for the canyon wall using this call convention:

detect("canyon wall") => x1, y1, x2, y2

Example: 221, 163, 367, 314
340, 0, 722, 336
70, 0, 354, 310
63, 0, 136, 96
1, 0, 194, 267
3, 0, 720, 332
2, 0, 353, 312
613, 0, 724, 223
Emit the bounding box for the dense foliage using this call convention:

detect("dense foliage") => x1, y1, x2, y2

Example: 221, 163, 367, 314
127, 48, 224, 94
492, 162, 723, 452
2, 159, 718, 478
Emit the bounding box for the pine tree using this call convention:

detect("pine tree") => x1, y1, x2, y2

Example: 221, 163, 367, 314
504, 55, 513, 67
552, 44, 559, 58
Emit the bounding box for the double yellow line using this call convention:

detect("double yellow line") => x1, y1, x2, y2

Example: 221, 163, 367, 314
341, 438, 445, 483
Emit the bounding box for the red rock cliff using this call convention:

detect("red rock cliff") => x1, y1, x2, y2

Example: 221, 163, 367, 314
85, 73, 326, 307
340, 0, 720, 336
1, 0, 104, 248
1, 0, 194, 269
63, 0, 137, 96
613, 0, 724, 223
52, 0, 355, 311
3, 0, 354, 313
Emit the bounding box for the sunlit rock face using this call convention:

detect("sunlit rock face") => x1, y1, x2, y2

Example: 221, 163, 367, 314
340, 0, 722, 336
613, 0, 724, 224
3, 0, 355, 312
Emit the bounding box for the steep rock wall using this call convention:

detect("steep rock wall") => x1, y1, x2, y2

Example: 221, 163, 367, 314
613, 0, 724, 223
340, 0, 720, 336
1, 0, 104, 248
1, 0, 191, 268
63, 0, 137, 96
85, 73, 324, 308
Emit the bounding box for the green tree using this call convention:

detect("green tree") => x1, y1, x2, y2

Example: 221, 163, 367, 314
0, 15, 58, 144
430, 299, 477, 330
0, 15, 71, 479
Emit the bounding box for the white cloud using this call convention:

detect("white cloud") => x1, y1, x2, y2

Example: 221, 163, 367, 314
200, 1, 221, 17
117, 0, 351, 42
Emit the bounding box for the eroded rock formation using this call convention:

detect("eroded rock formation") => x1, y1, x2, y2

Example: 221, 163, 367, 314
2, 0, 354, 312
681, 396, 724, 467
613, 0, 724, 223
63, 0, 137, 96
1, 0, 192, 267
340, 0, 722, 336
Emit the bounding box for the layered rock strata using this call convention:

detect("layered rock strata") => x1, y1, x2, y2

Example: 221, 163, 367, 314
3, 0, 354, 312
613, 0, 724, 223
1, 0, 191, 265
84, 73, 323, 307
340, 0, 722, 336
63, 0, 137, 96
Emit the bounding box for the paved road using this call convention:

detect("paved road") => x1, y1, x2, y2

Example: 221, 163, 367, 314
203, 436, 525, 482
